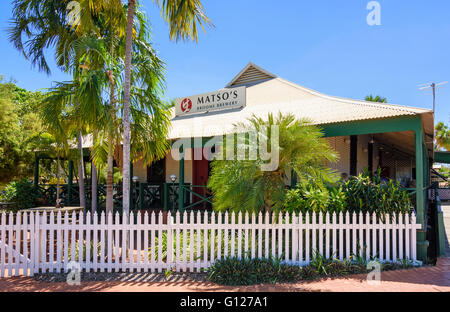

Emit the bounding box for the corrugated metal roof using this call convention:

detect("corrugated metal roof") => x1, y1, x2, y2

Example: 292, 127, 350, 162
168, 64, 432, 139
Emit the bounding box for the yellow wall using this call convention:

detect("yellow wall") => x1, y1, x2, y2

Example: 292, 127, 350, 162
165, 148, 193, 184
132, 158, 147, 182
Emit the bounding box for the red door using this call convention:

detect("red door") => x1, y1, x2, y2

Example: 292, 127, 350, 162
193, 148, 210, 208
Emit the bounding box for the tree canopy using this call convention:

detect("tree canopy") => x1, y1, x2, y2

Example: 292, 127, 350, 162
0, 78, 49, 185
365, 95, 387, 103
435, 122, 450, 151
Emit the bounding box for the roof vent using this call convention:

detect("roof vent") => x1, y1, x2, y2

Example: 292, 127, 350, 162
226, 62, 277, 87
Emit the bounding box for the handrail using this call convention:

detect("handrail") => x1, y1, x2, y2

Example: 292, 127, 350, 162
34, 182, 212, 212
179, 184, 213, 210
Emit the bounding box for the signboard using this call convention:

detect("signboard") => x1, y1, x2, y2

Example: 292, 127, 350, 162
175, 86, 246, 116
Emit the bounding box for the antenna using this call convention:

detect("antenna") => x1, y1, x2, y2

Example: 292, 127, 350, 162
418, 81, 448, 113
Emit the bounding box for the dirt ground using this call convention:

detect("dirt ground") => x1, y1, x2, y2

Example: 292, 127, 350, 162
0, 258, 448, 292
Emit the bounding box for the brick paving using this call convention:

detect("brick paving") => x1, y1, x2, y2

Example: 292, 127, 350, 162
0, 258, 448, 292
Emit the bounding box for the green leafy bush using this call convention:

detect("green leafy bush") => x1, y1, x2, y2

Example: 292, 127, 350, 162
284, 181, 346, 214
284, 170, 411, 218
0, 179, 38, 210
342, 170, 412, 218
207, 257, 302, 285
381, 258, 414, 271
207, 255, 414, 286
148, 229, 248, 262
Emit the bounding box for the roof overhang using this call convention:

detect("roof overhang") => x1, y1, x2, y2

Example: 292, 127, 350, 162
435, 151, 450, 164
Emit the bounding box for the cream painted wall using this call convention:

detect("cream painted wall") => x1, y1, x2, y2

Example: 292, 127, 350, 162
132, 149, 194, 184
326, 135, 383, 177
357, 135, 369, 174
165, 148, 193, 184
132, 158, 147, 182
327, 136, 350, 175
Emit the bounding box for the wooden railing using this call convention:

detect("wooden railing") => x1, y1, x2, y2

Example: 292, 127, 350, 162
35, 183, 210, 212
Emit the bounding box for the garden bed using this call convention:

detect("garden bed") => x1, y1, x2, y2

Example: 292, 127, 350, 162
31, 256, 423, 286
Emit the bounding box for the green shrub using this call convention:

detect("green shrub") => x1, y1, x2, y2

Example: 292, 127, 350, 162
342, 170, 412, 219
299, 265, 318, 280
381, 258, 413, 271
69, 241, 102, 261
0, 179, 38, 211
284, 169, 411, 218
284, 182, 345, 214
207, 256, 417, 285
309, 251, 369, 277
207, 257, 302, 285
148, 230, 247, 262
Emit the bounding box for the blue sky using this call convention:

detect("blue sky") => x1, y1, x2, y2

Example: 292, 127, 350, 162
0, 0, 449, 123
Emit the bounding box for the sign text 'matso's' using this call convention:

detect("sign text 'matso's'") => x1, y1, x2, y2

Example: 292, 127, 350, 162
175, 86, 246, 116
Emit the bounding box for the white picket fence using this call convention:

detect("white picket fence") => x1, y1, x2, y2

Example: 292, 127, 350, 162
0, 210, 421, 277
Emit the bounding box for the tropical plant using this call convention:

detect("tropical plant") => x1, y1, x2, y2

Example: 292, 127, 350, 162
207, 257, 303, 286
9, 1, 171, 214
148, 227, 247, 262
284, 181, 346, 214
66, 6, 171, 214
435, 122, 450, 151
342, 169, 412, 219
8, 0, 104, 210
0, 179, 39, 211
208, 113, 339, 214
206, 255, 417, 286
0, 79, 48, 184
365, 95, 387, 103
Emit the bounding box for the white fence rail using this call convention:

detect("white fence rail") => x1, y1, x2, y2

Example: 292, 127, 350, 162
0, 211, 421, 277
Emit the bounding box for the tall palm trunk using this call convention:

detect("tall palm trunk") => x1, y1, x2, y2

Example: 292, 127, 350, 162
91, 162, 98, 213
77, 131, 86, 211
91, 130, 98, 213
122, 0, 136, 219
56, 156, 60, 206
106, 140, 114, 214
106, 70, 116, 215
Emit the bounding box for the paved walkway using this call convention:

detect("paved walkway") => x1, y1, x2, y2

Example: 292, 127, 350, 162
0, 258, 448, 292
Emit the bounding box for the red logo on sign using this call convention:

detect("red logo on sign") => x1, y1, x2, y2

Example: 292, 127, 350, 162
181, 98, 192, 113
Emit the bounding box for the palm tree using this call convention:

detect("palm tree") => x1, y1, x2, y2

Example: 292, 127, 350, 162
365, 95, 387, 103
208, 113, 339, 213
121, 0, 212, 215
9, 0, 169, 213
70, 5, 170, 214
41, 76, 103, 210
435, 122, 450, 151
8, 0, 103, 210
